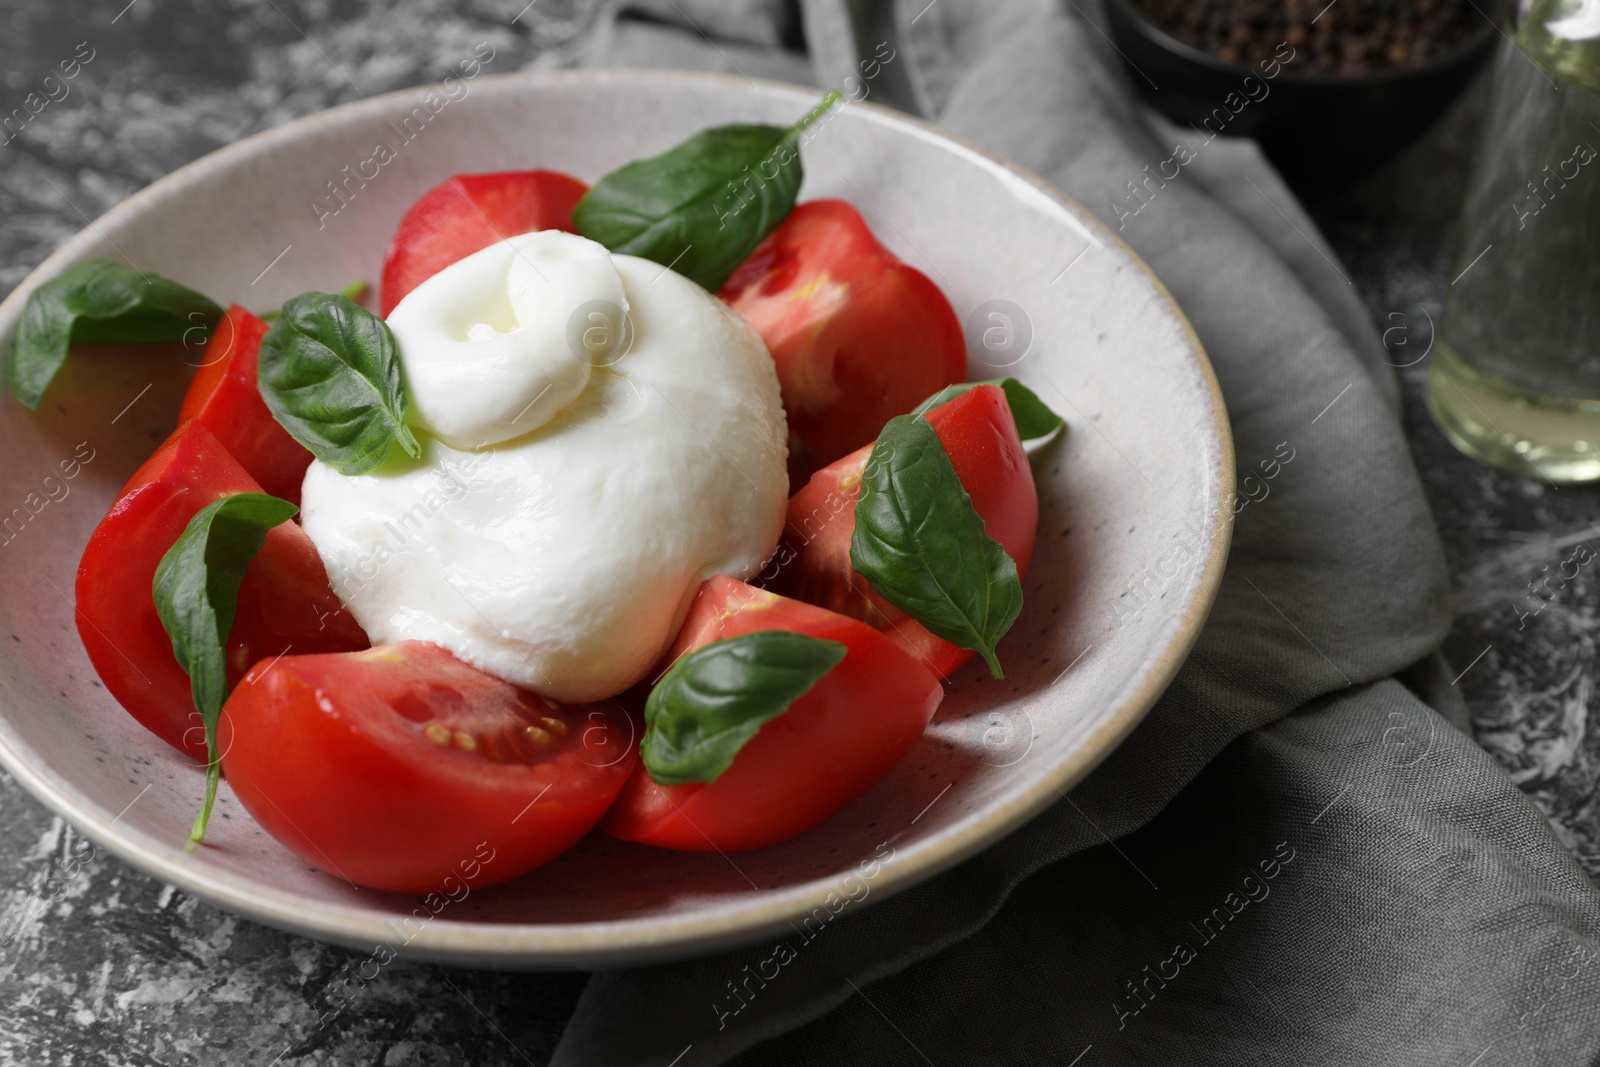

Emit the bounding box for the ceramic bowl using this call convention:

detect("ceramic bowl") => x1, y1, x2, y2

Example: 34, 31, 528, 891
0, 69, 1231, 968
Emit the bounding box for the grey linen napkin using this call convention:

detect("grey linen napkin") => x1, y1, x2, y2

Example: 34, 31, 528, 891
553, 1, 1600, 1062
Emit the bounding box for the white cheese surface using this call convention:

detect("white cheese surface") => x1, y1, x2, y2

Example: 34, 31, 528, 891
301, 235, 788, 701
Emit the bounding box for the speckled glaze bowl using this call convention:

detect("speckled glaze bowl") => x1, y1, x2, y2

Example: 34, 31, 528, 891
0, 70, 1231, 968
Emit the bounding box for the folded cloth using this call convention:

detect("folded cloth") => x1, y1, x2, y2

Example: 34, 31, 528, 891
553, 1, 1600, 1062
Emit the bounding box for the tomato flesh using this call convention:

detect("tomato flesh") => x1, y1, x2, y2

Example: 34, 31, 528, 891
603, 576, 942, 853
380, 170, 589, 316
220, 641, 636, 893
177, 304, 312, 504
720, 199, 966, 486
764, 384, 1038, 678
75, 419, 368, 761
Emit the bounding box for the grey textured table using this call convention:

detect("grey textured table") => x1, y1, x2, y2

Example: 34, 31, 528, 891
0, 2, 1593, 1063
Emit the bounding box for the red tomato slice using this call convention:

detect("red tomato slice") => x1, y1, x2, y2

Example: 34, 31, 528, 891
602, 576, 942, 853
177, 304, 312, 504
379, 170, 589, 316
219, 641, 636, 893
764, 384, 1038, 679
720, 199, 966, 486
75, 419, 368, 761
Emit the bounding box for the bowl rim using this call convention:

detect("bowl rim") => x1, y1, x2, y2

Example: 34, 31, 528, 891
1103, 0, 1505, 87
0, 67, 1235, 967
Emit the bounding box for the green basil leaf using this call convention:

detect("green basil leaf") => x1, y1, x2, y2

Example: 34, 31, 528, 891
260, 278, 367, 324
642, 630, 847, 785
257, 291, 421, 475
572, 92, 841, 292
851, 414, 1023, 678
913, 378, 1066, 441
8, 259, 222, 409
153, 492, 298, 845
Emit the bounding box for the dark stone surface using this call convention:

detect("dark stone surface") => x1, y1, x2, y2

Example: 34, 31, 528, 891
0, 2, 1594, 1063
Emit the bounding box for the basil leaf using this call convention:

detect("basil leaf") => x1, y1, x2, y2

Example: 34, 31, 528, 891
9, 259, 222, 409
260, 278, 367, 324
257, 291, 421, 475
642, 630, 847, 785
851, 414, 1023, 678
573, 91, 841, 292
913, 378, 1066, 441
153, 492, 298, 845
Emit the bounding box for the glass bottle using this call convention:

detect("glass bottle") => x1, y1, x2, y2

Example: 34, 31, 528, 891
1426, 0, 1600, 482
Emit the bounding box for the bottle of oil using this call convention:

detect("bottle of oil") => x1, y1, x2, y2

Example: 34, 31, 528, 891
1426, 0, 1600, 482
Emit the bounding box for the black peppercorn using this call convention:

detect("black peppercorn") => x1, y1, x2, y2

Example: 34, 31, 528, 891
1130, 0, 1480, 72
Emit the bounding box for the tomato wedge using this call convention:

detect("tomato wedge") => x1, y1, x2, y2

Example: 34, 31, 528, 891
719, 199, 966, 486
380, 170, 589, 316
765, 383, 1038, 678
219, 641, 636, 893
75, 419, 368, 761
603, 576, 942, 853
177, 304, 312, 504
